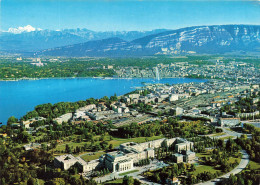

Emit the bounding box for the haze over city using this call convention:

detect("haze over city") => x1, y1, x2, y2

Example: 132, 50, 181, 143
1, 0, 260, 31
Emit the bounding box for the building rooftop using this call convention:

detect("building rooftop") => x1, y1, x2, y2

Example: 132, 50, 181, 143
174, 153, 183, 157
55, 154, 78, 164
107, 151, 125, 158
186, 151, 195, 155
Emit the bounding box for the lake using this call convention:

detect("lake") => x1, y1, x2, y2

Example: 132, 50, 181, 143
0, 77, 206, 124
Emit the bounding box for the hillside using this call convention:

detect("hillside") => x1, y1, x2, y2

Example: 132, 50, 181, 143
38, 25, 260, 57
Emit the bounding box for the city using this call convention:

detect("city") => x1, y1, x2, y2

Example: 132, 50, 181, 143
1, 59, 259, 184
0, 0, 260, 185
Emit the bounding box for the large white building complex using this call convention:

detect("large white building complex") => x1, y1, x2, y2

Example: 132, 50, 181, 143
54, 137, 194, 173
54, 154, 101, 172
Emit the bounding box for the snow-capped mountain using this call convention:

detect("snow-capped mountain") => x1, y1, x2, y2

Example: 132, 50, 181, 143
38, 25, 260, 57
7, 25, 42, 34
0, 27, 168, 52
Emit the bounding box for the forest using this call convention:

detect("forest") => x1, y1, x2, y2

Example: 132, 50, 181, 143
112, 118, 216, 139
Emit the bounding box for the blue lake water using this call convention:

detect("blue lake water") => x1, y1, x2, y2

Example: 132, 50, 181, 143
0, 78, 206, 124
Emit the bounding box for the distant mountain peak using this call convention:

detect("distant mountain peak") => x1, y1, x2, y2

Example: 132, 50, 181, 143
38, 24, 260, 57
1, 24, 260, 56
7, 25, 42, 34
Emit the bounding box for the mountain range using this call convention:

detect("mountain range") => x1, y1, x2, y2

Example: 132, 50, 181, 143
0, 26, 168, 52
1, 25, 260, 57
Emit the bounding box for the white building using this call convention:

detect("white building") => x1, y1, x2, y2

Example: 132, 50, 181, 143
175, 138, 194, 153
22, 117, 46, 128
169, 94, 179, 102
54, 154, 100, 172
173, 153, 183, 163
104, 151, 134, 173
54, 137, 194, 174
54, 113, 73, 124
170, 107, 184, 116
184, 151, 196, 162
54, 154, 79, 170
235, 111, 259, 119
77, 104, 96, 112
219, 118, 240, 127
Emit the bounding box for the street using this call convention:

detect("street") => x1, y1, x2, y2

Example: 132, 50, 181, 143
93, 159, 167, 184
197, 150, 249, 185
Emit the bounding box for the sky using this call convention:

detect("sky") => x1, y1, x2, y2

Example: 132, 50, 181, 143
1, 0, 260, 31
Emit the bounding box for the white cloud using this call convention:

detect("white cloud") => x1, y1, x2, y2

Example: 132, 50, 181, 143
7, 25, 42, 34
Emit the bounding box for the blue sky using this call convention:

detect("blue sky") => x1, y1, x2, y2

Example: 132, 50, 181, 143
1, 0, 260, 31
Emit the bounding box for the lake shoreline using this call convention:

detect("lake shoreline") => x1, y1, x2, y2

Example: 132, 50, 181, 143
0, 77, 207, 124
0, 76, 208, 81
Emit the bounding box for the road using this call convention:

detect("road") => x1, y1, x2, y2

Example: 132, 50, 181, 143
197, 150, 249, 185
207, 127, 250, 141
221, 127, 242, 138
93, 127, 250, 185
241, 120, 260, 128
93, 159, 166, 184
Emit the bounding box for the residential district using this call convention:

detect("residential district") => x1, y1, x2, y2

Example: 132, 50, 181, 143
15, 72, 260, 184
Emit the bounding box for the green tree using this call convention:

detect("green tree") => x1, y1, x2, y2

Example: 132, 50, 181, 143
122, 176, 134, 185
17, 131, 32, 143
27, 177, 36, 185
7, 116, 18, 126
65, 144, 71, 153
191, 164, 196, 172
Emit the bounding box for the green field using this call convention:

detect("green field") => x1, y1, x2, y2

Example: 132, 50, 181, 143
196, 152, 211, 158
108, 135, 164, 147
220, 136, 234, 140
249, 160, 260, 170
55, 141, 88, 151
80, 151, 106, 162
103, 178, 123, 185
71, 135, 164, 162
194, 151, 241, 176
228, 155, 241, 164
192, 165, 222, 176
210, 132, 226, 137
54, 135, 164, 155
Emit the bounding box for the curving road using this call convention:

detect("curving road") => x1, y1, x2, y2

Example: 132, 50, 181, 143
197, 150, 249, 185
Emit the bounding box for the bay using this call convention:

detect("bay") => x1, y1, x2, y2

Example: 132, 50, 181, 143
0, 77, 206, 124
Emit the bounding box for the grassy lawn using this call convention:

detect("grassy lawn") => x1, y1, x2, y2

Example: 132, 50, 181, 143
228, 156, 241, 164
249, 160, 260, 170
192, 165, 222, 176
109, 135, 163, 147
225, 128, 232, 131
220, 136, 234, 140
55, 141, 88, 151
80, 151, 106, 162
54, 135, 163, 153
210, 132, 225, 137
79, 135, 163, 162
119, 170, 139, 176
194, 151, 241, 176
196, 152, 211, 158
103, 178, 123, 184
